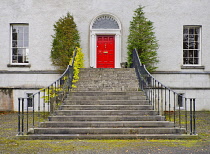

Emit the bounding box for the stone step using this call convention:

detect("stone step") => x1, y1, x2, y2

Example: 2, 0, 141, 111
32, 127, 186, 135
21, 134, 198, 140
67, 95, 146, 100
69, 91, 145, 96
54, 110, 158, 116
48, 115, 165, 121
75, 82, 139, 87
64, 100, 150, 105
79, 68, 136, 74
59, 105, 153, 110
73, 85, 139, 89
72, 87, 139, 92
77, 76, 138, 80
40, 121, 174, 128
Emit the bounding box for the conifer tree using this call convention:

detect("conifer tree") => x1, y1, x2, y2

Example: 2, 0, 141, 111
127, 6, 159, 72
51, 12, 80, 70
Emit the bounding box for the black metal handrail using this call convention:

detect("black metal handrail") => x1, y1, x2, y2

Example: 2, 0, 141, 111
132, 49, 196, 135
17, 50, 77, 135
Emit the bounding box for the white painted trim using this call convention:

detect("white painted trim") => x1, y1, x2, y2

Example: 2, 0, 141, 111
90, 14, 122, 68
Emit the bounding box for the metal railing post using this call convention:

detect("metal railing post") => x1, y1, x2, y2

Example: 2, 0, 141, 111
38, 92, 41, 126
179, 96, 181, 128
174, 92, 176, 127
27, 97, 29, 132
193, 99, 196, 135
32, 95, 35, 128
21, 98, 24, 135
18, 98, 21, 135
132, 48, 196, 135
185, 98, 188, 133
190, 99, 193, 135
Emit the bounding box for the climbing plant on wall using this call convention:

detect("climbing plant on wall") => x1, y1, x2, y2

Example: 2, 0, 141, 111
127, 6, 159, 72
50, 12, 80, 70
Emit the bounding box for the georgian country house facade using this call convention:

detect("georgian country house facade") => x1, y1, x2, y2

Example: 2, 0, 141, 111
0, 0, 210, 111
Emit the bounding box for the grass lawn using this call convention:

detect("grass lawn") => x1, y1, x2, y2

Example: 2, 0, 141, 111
0, 111, 209, 154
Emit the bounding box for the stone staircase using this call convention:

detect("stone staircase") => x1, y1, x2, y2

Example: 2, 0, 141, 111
24, 68, 194, 139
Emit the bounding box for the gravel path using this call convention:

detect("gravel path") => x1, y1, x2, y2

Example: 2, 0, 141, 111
0, 111, 210, 154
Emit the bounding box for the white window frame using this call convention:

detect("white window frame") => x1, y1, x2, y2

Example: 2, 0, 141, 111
10, 24, 29, 65
183, 25, 202, 66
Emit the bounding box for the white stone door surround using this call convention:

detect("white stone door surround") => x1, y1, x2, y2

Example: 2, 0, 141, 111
90, 13, 122, 68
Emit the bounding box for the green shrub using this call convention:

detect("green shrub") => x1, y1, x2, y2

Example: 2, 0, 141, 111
51, 12, 80, 70
127, 6, 159, 72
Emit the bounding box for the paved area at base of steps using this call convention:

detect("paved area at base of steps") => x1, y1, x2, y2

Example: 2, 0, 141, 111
1, 112, 210, 154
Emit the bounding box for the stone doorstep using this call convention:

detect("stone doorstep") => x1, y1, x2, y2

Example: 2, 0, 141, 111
48, 115, 166, 121
54, 110, 158, 115
59, 105, 153, 110
69, 91, 145, 96
18, 134, 198, 140
40, 121, 174, 128
33, 127, 186, 134
66, 96, 146, 101
63, 100, 150, 105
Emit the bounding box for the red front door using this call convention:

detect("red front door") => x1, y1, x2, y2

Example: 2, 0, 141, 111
97, 35, 115, 68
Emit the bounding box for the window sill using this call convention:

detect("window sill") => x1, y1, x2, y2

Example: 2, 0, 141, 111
181, 65, 205, 69
7, 64, 31, 68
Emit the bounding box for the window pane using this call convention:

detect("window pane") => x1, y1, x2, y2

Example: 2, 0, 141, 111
183, 28, 188, 34
178, 94, 183, 107
12, 41, 17, 47
12, 48, 18, 55
27, 93, 33, 107
194, 50, 198, 57
189, 28, 194, 34
24, 33, 29, 41
194, 58, 199, 64
194, 35, 199, 41
17, 27, 23, 33
24, 26, 29, 33
25, 49, 29, 63
189, 42, 195, 49
18, 33, 23, 40
24, 41, 29, 47
17, 48, 23, 63
18, 56, 23, 63
183, 42, 188, 49
183, 58, 188, 64
195, 28, 200, 34
12, 26, 18, 33
189, 58, 194, 64
12, 33, 17, 40
183, 50, 188, 57
18, 48, 23, 56
183, 35, 188, 42
12, 55, 18, 63
189, 50, 193, 57
17, 40, 23, 47
194, 42, 199, 49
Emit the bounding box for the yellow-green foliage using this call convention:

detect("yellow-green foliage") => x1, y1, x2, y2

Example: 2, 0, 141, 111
40, 47, 84, 102
40, 86, 63, 103
70, 47, 84, 88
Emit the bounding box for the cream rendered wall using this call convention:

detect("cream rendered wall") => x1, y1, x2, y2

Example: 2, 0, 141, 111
1, 0, 210, 70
